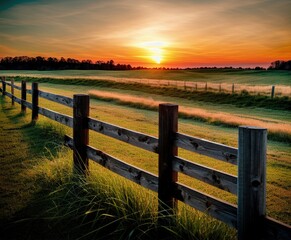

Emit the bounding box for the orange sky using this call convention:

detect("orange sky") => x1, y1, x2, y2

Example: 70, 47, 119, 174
0, 0, 291, 68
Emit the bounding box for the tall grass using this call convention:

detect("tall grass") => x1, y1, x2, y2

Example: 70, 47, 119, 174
0, 97, 236, 240
11, 76, 291, 111
25, 161, 236, 240
88, 90, 291, 143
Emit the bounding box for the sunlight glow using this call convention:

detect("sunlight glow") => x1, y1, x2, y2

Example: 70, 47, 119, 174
139, 41, 167, 64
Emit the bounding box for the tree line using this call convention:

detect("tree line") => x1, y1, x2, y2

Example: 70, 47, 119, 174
0, 56, 290, 70
268, 60, 291, 70
0, 56, 132, 70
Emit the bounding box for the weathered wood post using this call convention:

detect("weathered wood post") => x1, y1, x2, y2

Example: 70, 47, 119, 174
73, 94, 89, 176
232, 83, 235, 94
158, 103, 178, 216
205, 82, 208, 91
11, 78, 14, 105
21, 81, 27, 112
32, 82, 39, 122
271, 85, 275, 98
2, 76, 6, 96
238, 126, 267, 240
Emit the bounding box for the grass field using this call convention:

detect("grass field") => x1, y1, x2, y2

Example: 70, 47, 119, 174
0, 74, 290, 238
1, 69, 291, 85
1, 69, 291, 97
0, 96, 236, 240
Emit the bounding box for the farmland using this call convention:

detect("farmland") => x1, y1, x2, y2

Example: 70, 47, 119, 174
0, 69, 290, 239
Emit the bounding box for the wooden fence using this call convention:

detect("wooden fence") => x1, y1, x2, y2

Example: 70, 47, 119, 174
1, 77, 290, 240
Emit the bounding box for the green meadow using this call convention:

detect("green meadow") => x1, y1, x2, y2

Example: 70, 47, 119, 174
1, 69, 291, 85
0, 71, 290, 239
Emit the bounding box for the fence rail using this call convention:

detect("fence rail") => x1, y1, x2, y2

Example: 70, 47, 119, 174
1, 77, 290, 240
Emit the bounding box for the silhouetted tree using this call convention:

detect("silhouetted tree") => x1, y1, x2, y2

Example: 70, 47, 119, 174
0, 56, 132, 71
268, 60, 291, 70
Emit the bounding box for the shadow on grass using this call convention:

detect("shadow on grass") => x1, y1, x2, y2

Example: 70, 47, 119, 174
0, 97, 71, 239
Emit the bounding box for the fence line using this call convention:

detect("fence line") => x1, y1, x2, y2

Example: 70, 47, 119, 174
1, 77, 290, 240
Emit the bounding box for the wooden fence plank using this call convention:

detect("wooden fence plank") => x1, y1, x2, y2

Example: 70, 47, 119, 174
12, 95, 22, 105
175, 132, 238, 165
238, 126, 267, 240
38, 106, 73, 127
158, 103, 178, 214
38, 90, 73, 108
5, 92, 13, 99
23, 100, 32, 109
11, 79, 14, 105
5, 81, 11, 87
172, 156, 237, 194
21, 81, 26, 112
64, 135, 159, 192
32, 82, 39, 121
4, 81, 22, 90
6, 81, 21, 90
13, 84, 22, 91
2, 78, 6, 96
263, 217, 291, 240
73, 94, 89, 176
88, 117, 158, 153
174, 182, 237, 228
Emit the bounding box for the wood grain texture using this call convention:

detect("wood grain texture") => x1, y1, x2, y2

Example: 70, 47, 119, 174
238, 126, 267, 240
172, 156, 237, 194
23, 100, 32, 109
175, 132, 238, 165
32, 82, 39, 121
174, 182, 237, 228
73, 94, 89, 175
88, 117, 158, 153
64, 135, 159, 192
158, 103, 178, 213
263, 216, 291, 240
21, 81, 26, 112
38, 106, 73, 127
39, 90, 73, 108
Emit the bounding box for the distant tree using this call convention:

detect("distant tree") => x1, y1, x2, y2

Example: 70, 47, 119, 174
0, 56, 132, 71
268, 60, 291, 70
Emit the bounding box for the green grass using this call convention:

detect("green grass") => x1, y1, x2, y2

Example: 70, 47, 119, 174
9, 76, 291, 111
0, 97, 237, 239
1, 69, 291, 85
4, 80, 291, 222
1, 75, 290, 239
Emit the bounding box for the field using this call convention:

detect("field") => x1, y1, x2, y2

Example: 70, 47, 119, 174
0, 69, 290, 239
1, 69, 291, 97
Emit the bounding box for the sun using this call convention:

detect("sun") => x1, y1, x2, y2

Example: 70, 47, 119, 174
139, 41, 167, 65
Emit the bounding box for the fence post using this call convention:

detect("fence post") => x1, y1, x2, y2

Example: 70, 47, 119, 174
271, 85, 275, 98
2, 76, 6, 96
232, 83, 235, 94
158, 103, 178, 216
32, 82, 39, 122
21, 81, 27, 112
11, 78, 14, 105
238, 126, 267, 240
205, 82, 208, 91
73, 94, 89, 176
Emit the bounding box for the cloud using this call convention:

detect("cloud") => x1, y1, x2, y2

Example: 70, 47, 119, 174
0, 0, 290, 66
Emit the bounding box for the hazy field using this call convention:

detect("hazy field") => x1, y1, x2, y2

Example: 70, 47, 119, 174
10, 80, 288, 223
1, 69, 291, 97
1, 73, 290, 239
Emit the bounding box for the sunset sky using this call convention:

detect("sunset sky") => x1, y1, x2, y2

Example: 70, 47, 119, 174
0, 0, 290, 68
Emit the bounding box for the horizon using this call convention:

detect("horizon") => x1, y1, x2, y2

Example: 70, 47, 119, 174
0, 0, 291, 68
